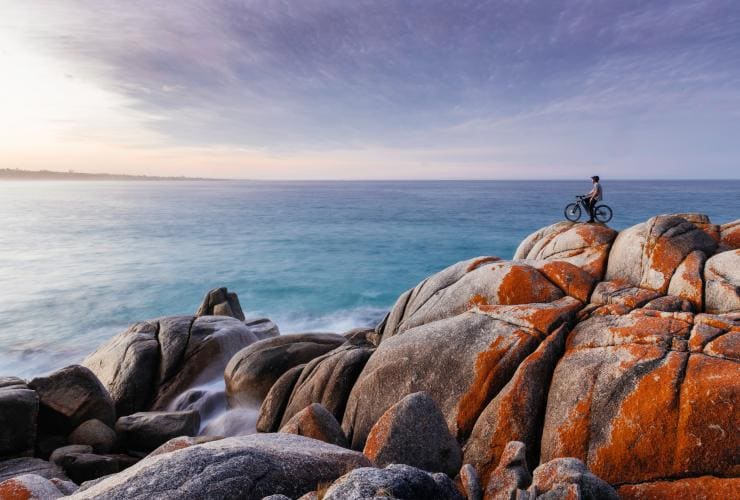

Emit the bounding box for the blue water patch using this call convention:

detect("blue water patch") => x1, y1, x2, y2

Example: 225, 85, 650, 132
0, 179, 737, 377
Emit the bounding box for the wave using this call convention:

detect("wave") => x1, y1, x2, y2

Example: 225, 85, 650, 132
266, 305, 388, 335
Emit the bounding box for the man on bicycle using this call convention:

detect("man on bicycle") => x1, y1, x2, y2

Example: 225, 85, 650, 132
583, 175, 602, 222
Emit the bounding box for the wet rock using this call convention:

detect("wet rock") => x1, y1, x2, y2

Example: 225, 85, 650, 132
68, 433, 371, 499
540, 309, 738, 486
225, 333, 346, 407
0, 474, 68, 499
323, 464, 464, 500
617, 476, 740, 499
704, 249, 740, 313
0, 457, 68, 483
115, 410, 200, 452
28, 365, 115, 434
529, 458, 618, 500
195, 287, 246, 320
279, 343, 373, 427
483, 441, 531, 500
514, 221, 618, 279
362, 392, 461, 477
171, 387, 228, 421
257, 364, 305, 433
68, 419, 117, 454
148, 435, 225, 457
464, 325, 568, 485
459, 463, 482, 500
344, 298, 580, 448
605, 214, 717, 294
0, 378, 38, 458
279, 403, 348, 447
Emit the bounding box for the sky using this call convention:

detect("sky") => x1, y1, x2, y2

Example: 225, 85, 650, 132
1, 0, 739, 179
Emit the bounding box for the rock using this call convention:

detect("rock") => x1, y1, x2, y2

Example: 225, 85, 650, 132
148, 435, 224, 457
67, 433, 371, 499
171, 387, 227, 420
514, 221, 618, 279
0, 379, 38, 458
195, 287, 245, 320
605, 214, 717, 294
35, 434, 67, 461
343, 297, 580, 448
483, 441, 531, 500
322, 464, 464, 500
0, 457, 68, 483
704, 250, 740, 313
115, 410, 200, 452
262, 495, 292, 500
84, 314, 266, 415
55, 452, 119, 484
246, 318, 281, 341
667, 250, 707, 310
50, 445, 93, 465
279, 403, 348, 447
279, 343, 373, 427
362, 392, 461, 477
225, 333, 346, 407
540, 309, 738, 486
459, 464, 482, 500
719, 219, 740, 250
0, 474, 67, 499
27, 365, 115, 435
464, 325, 568, 485
529, 458, 618, 500
642, 295, 694, 312
617, 476, 740, 499
257, 365, 305, 432
68, 419, 117, 454
589, 280, 662, 311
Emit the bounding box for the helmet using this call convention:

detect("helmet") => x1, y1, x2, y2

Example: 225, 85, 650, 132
591, 175, 600, 182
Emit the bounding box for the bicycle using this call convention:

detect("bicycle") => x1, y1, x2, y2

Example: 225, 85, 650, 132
564, 195, 613, 223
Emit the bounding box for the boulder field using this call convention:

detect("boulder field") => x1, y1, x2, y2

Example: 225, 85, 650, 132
0, 214, 737, 499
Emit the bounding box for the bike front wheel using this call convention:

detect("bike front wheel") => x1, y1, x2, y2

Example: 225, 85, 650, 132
594, 204, 613, 223
564, 203, 581, 222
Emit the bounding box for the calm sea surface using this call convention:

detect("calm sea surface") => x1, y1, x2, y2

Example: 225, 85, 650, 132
1, 180, 738, 377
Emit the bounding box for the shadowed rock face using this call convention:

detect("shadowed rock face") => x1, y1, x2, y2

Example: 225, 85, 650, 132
0, 379, 38, 459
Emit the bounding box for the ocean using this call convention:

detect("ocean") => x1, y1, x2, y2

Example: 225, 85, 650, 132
1, 180, 738, 378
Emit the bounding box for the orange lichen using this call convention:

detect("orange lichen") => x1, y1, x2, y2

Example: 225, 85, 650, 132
538, 261, 595, 302
363, 404, 393, 461
466, 256, 501, 272
468, 294, 489, 309
617, 476, 740, 499
0, 479, 32, 500
476, 297, 581, 336
496, 265, 561, 305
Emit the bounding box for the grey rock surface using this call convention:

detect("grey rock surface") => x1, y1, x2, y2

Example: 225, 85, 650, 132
68, 419, 117, 454
279, 403, 348, 447
0, 380, 38, 458
195, 287, 246, 320
0, 473, 68, 499
115, 410, 200, 452
529, 458, 618, 500
257, 364, 305, 432
0, 457, 69, 483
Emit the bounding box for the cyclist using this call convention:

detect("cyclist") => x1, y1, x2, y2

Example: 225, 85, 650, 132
582, 175, 603, 223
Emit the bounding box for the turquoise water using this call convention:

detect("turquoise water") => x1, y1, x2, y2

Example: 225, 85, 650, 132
1, 180, 738, 377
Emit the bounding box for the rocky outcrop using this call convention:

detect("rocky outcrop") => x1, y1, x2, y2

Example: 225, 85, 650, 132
83, 311, 275, 416
195, 287, 245, 320
617, 476, 740, 499
483, 441, 531, 500
257, 365, 305, 432
0, 474, 76, 499
115, 410, 200, 452
279, 403, 348, 447
362, 392, 461, 477
322, 464, 464, 500
148, 435, 224, 457
0, 377, 38, 458
530, 457, 618, 499
68, 433, 371, 499
704, 249, 740, 313
719, 219, 740, 250
225, 333, 346, 407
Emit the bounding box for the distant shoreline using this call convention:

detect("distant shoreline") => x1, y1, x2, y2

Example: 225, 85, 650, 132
0, 168, 221, 181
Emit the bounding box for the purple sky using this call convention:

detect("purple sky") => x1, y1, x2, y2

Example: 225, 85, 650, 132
1, 0, 739, 178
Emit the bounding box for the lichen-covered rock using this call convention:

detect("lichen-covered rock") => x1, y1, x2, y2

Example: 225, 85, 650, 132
225, 333, 346, 407
67, 433, 371, 500
362, 392, 461, 477
195, 287, 246, 320
28, 365, 115, 434
68, 419, 117, 454
617, 476, 740, 499
605, 215, 718, 294
464, 325, 568, 485
459, 464, 482, 500
589, 280, 662, 311
257, 365, 305, 433
0, 474, 69, 499
719, 219, 740, 250
667, 250, 707, 310
0, 378, 38, 458
322, 464, 464, 500
0, 457, 68, 483
540, 309, 739, 486
529, 458, 618, 499
148, 435, 224, 457
83, 314, 267, 415
279, 342, 373, 427
483, 441, 531, 500
280, 403, 348, 447
704, 250, 740, 313
344, 297, 580, 449
115, 410, 200, 452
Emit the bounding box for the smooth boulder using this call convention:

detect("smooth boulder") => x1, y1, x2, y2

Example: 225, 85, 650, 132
279, 403, 348, 447
68, 433, 371, 499
68, 419, 117, 454
704, 250, 740, 313
0, 378, 39, 458
362, 392, 461, 477
115, 410, 200, 452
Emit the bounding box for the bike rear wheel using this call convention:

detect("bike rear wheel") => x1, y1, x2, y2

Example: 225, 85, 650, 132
594, 204, 613, 223
564, 203, 581, 222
